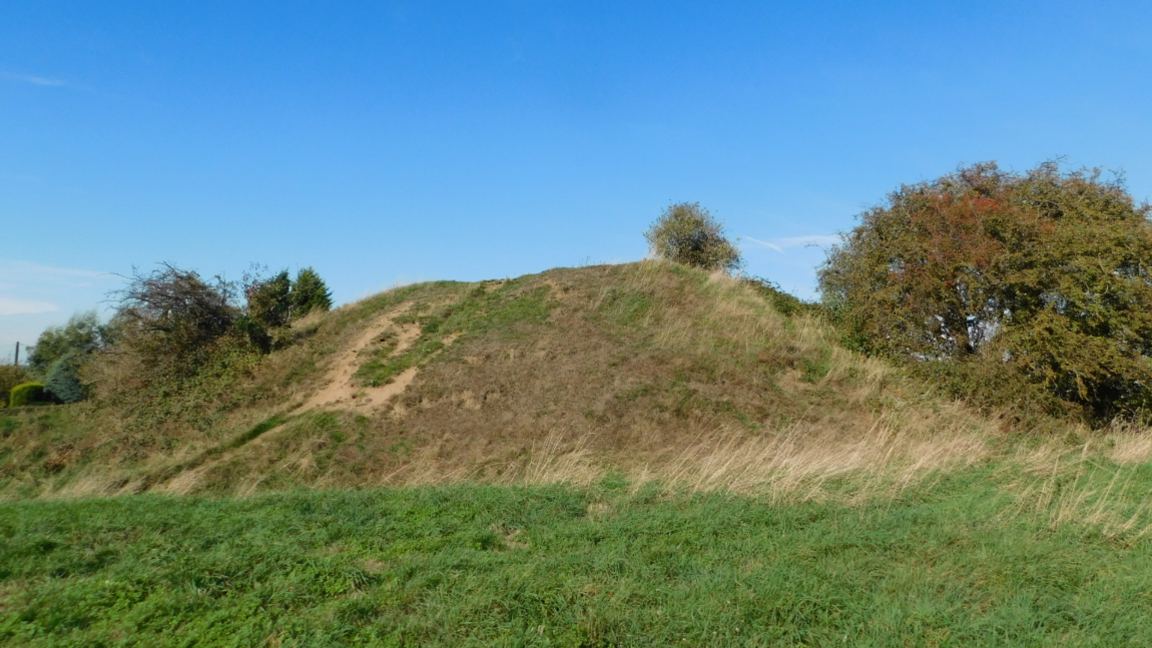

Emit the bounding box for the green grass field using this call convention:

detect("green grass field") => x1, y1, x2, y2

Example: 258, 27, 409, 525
5, 459, 1152, 647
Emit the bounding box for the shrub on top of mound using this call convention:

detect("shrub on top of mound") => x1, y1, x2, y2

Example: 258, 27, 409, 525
644, 202, 744, 274
819, 161, 1152, 423
241, 266, 334, 351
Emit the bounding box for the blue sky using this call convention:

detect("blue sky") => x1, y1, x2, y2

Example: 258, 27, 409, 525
3, 1, 1151, 358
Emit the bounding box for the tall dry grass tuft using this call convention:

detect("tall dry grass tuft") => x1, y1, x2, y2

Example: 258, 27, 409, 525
998, 423, 1152, 539
624, 414, 988, 502
517, 429, 599, 486
1102, 421, 1152, 465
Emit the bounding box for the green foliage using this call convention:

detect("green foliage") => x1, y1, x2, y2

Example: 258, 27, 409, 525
5, 472, 1152, 645
644, 202, 743, 273
90, 332, 266, 433
245, 270, 292, 329
0, 365, 27, 407
239, 269, 294, 353
820, 161, 1152, 422
9, 382, 46, 408
27, 311, 107, 374
291, 267, 333, 317
27, 312, 105, 404
239, 267, 332, 352
232, 314, 273, 353
43, 352, 85, 404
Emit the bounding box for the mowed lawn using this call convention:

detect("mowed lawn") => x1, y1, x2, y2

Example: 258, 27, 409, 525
3, 468, 1152, 647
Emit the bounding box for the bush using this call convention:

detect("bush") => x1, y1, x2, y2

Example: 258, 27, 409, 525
819, 161, 1152, 422
291, 267, 333, 317
644, 202, 743, 273
44, 352, 85, 404
239, 267, 332, 352
114, 264, 240, 369
27, 311, 107, 403
10, 382, 46, 408
742, 277, 817, 318
246, 270, 293, 329
244, 267, 333, 326
0, 365, 27, 407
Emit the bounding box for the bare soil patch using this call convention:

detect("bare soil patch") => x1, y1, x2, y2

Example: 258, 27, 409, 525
299, 305, 420, 413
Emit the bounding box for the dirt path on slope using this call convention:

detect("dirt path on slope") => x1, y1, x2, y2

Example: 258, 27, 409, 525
299, 307, 422, 412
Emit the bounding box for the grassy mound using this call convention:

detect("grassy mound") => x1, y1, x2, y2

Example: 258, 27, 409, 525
4, 261, 1000, 499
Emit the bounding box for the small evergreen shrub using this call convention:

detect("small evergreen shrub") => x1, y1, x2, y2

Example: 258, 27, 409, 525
291, 267, 333, 317
10, 382, 47, 408
44, 352, 86, 404
240, 267, 332, 349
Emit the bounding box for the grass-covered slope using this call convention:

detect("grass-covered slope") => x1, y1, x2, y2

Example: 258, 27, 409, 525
1, 261, 1001, 499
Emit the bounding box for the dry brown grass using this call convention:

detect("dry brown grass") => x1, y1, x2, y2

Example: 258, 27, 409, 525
644, 417, 988, 501
977, 421, 1152, 539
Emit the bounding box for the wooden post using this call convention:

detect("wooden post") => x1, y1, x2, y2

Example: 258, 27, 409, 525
13, 342, 18, 366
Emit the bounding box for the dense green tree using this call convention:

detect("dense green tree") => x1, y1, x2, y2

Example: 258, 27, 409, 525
290, 267, 333, 317
644, 202, 743, 273
236, 267, 332, 352
26, 311, 108, 403
819, 161, 1152, 421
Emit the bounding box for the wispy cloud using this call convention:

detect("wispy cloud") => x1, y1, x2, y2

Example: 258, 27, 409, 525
0, 260, 117, 307
0, 260, 118, 346
743, 234, 841, 253
1, 70, 69, 87
0, 260, 115, 289
0, 296, 59, 316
